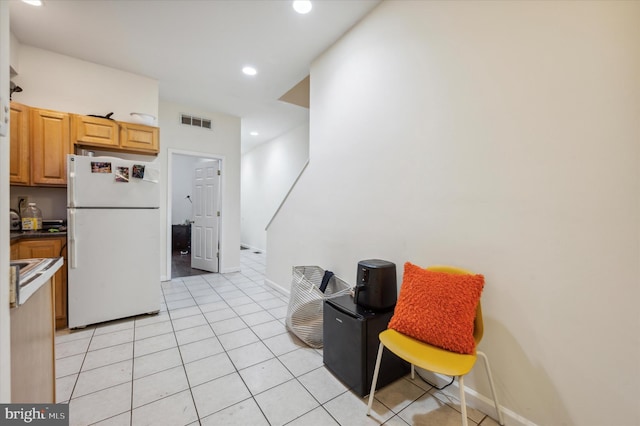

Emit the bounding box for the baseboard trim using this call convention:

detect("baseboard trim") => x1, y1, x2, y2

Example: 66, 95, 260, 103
264, 278, 290, 297
240, 243, 265, 253
421, 371, 538, 426
259, 277, 537, 425
221, 266, 241, 274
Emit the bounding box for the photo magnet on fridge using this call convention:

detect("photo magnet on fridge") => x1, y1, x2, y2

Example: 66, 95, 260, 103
132, 164, 145, 179
91, 162, 112, 173
115, 167, 130, 182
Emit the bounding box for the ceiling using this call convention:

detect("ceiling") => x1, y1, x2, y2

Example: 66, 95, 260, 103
9, 0, 380, 153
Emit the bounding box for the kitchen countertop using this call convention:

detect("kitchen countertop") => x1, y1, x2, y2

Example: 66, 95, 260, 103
10, 230, 67, 241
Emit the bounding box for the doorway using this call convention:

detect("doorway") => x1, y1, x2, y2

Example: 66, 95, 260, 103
168, 150, 222, 279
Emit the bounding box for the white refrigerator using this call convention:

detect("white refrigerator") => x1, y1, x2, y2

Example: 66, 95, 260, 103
67, 154, 160, 328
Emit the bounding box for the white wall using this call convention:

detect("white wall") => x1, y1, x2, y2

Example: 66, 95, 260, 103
266, 1, 640, 425
9, 187, 66, 219
158, 101, 241, 276
9, 30, 19, 75
0, 0, 12, 403
11, 45, 158, 122
241, 122, 309, 251
171, 155, 199, 226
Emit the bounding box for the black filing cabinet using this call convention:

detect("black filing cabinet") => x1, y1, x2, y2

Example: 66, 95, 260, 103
323, 295, 409, 396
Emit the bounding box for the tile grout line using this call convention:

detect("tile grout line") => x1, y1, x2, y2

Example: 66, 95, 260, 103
165, 276, 206, 425
183, 271, 273, 425
58, 327, 95, 405
128, 317, 137, 426
178, 272, 273, 422
232, 305, 320, 425
176, 266, 290, 423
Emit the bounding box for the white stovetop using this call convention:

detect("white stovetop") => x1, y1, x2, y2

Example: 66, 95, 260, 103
16, 257, 64, 306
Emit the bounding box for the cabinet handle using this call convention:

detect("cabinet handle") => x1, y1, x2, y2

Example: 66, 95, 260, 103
68, 156, 76, 208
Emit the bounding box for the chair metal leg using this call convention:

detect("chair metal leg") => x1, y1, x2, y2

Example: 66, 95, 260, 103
366, 342, 385, 416
411, 364, 415, 380
459, 375, 469, 426
477, 351, 505, 425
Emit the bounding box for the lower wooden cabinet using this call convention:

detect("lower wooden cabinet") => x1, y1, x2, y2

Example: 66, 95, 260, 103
11, 237, 68, 329
10, 241, 19, 261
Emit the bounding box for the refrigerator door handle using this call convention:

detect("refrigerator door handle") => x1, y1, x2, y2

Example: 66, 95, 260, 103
68, 155, 76, 208
68, 208, 77, 269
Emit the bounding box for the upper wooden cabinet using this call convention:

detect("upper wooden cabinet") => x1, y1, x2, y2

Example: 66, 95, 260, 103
31, 108, 70, 186
9, 102, 30, 185
72, 114, 159, 154
71, 115, 119, 148
120, 122, 159, 153
9, 104, 159, 187
9, 103, 70, 187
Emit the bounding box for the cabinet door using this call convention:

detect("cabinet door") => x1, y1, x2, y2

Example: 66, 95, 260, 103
10, 242, 19, 260
31, 109, 70, 186
17, 238, 67, 329
9, 102, 30, 185
120, 123, 159, 153
17, 238, 62, 261
72, 114, 119, 148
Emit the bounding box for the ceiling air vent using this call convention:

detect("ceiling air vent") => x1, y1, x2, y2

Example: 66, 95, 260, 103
180, 114, 212, 130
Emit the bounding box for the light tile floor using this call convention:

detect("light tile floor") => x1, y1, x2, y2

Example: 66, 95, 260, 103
55, 251, 500, 426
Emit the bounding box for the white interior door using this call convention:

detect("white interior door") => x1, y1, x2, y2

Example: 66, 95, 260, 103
191, 159, 220, 272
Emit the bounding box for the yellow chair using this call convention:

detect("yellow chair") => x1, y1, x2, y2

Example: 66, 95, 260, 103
366, 265, 504, 426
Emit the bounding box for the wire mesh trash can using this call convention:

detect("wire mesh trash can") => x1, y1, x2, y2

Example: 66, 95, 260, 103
286, 266, 352, 348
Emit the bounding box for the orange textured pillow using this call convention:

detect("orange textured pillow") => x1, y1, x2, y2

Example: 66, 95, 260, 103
388, 262, 484, 354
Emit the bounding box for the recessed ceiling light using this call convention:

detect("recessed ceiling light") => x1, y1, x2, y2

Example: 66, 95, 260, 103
242, 66, 257, 76
293, 0, 312, 14
250, 131, 259, 136
22, 0, 43, 5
